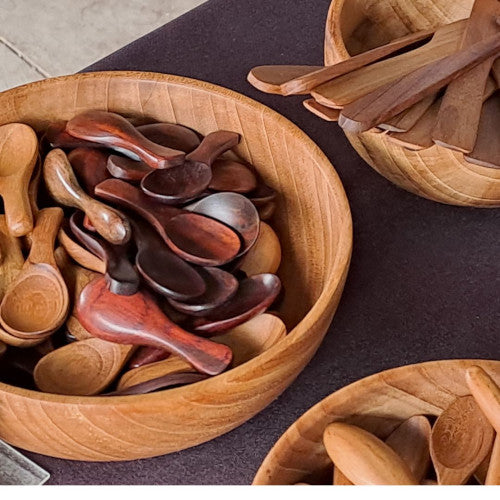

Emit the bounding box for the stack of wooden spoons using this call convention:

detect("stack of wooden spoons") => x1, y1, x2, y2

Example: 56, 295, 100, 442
300, 366, 500, 485
0, 110, 285, 397
248, 0, 500, 168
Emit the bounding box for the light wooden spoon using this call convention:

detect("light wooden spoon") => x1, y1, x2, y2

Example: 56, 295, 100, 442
0, 123, 38, 237
430, 395, 495, 484
0, 208, 69, 338
240, 222, 281, 276
34, 338, 135, 395
43, 148, 131, 245
385, 415, 431, 483
323, 422, 418, 485
0, 215, 25, 300
117, 313, 286, 390
466, 365, 500, 432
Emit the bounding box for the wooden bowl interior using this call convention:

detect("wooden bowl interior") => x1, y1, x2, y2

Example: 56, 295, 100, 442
253, 359, 500, 484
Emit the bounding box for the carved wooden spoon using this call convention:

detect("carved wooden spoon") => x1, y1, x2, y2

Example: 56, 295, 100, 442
0, 123, 38, 236
430, 395, 495, 484
66, 110, 185, 168
77, 277, 232, 375
0, 208, 69, 338
0, 215, 25, 300
141, 131, 240, 204
466, 365, 500, 432
95, 178, 241, 266
68, 148, 111, 195
34, 338, 134, 395
323, 422, 418, 484
43, 148, 131, 245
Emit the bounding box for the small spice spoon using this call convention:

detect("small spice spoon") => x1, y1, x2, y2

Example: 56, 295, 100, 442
0, 123, 38, 236
430, 395, 495, 484
95, 178, 241, 266
323, 422, 418, 485
66, 110, 185, 168
141, 130, 240, 204
0, 208, 69, 338
43, 148, 131, 245
68, 148, 111, 195
34, 338, 135, 396
76, 277, 232, 375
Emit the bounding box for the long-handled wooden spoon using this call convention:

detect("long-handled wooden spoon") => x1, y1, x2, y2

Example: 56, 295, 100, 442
66, 110, 185, 169
34, 338, 134, 395
95, 178, 241, 266
323, 422, 418, 485
0, 123, 38, 236
247, 65, 323, 94
76, 277, 232, 375
68, 148, 111, 195
385, 415, 431, 483
141, 131, 240, 203
43, 148, 131, 245
430, 395, 495, 484
0, 208, 69, 338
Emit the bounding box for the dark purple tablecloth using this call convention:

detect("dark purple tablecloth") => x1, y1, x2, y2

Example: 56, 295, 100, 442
22, 0, 499, 484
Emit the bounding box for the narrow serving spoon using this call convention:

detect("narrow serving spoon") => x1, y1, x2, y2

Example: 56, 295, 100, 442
430, 395, 495, 484
76, 277, 232, 375
43, 148, 131, 245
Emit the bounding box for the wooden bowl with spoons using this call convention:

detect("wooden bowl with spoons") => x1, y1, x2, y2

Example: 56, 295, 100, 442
324, 0, 500, 207
253, 359, 500, 485
0, 71, 352, 461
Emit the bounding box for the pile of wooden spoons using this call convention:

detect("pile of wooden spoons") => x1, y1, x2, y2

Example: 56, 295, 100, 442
0, 110, 285, 397
248, 0, 500, 168
297, 366, 500, 485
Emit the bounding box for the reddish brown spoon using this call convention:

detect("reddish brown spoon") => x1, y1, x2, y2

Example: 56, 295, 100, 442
137, 122, 201, 153
95, 178, 241, 266
190, 273, 281, 333
209, 158, 258, 194
141, 131, 240, 204
68, 148, 111, 195
66, 110, 186, 169
76, 277, 232, 375
69, 211, 139, 295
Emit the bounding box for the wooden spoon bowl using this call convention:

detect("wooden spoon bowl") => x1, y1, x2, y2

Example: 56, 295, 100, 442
253, 360, 500, 484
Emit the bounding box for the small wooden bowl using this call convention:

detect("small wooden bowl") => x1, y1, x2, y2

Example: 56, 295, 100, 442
325, 0, 500, 207
253, 359, 500, 484
0, 72, 352, 461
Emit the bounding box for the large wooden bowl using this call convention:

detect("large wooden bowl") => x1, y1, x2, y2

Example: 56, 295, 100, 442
0, 72, 352, 461
324, 0, 500, 207
253, 359, 500, 484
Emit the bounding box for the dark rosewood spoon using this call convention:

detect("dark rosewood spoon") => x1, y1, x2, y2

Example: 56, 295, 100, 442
137, 123, 201, 153
69, 211, 139, 296
190, 274, 281, 333
76, 277, 232, 375
209, 158, 258, 194
129, 215, 206, 301
45, 121, 104, 150
141, 131, 240, 204
68, 148, 111, 195
66, 110, 186, 169
95, 179, 241, 266
186, 192, 260, 257
106, 155, 152, 182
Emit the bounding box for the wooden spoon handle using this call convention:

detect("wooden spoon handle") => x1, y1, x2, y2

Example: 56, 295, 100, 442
27, 207, 63, 267
339, 32, 500, 133
43, 149, 131, 245
466, 366, 500, 432
186, 130, 240, 165
2, 179, 33, 238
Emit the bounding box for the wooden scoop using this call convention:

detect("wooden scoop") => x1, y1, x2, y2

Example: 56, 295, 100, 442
118, 313, 286, 389
43, 148, 131, 245
465, 365, 500, 432
0, 123, 38, 236
34, 338, 134, 395
191, 274, 281, 333
0, 216, 25, 300
323, 422, 418, 485
69, 211, 139, 295
137, 122, 201, 153
76, 277, 232, 375
95, 179, 241, 266
66, 110, 186, 169
248, 28, 435, 96
385, 415, 431, 483
432, 0, 500, 152
312, 19, 466, 109
0, 208, 69, 338
430, 395, 495, 484
141, 131, 240, 204
68, 148, 111, 194
339, 32, 500, 133
240, 222, 281, 276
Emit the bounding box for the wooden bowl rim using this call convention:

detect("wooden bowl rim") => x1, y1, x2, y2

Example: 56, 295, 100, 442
0, 71, 353, 405
253, 358, 500, 484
